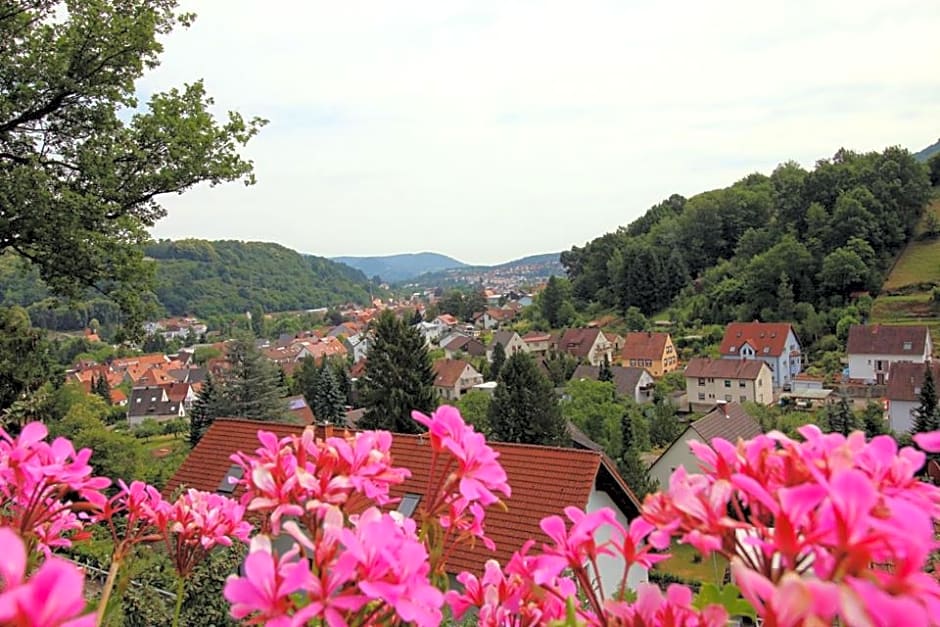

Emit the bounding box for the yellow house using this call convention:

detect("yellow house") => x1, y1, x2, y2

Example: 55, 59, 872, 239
620, 332, 678, 378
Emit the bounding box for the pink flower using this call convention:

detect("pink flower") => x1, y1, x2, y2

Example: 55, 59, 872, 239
0, 527, 94, 627
914, 431, 940, 453
223, 535, 313, 625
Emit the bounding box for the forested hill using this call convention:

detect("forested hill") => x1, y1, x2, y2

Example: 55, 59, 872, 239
144, 240, 372, 316
0, 240, 373, 328
562, 146, 932, 333
332, 252, 467, 282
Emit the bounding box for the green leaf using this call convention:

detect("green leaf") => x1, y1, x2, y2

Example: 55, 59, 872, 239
693, 583, 756, 619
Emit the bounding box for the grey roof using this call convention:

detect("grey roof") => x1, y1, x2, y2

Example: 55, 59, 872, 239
570, 364, 651, 398
566, 421, 604, 452
490, 331, 520, 349
689, 402, 762, 443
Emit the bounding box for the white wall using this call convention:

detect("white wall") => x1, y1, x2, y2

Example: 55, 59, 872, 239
848, 352, 928, 383
888, 399, 917, 433
648, 430, 705, 491
587, 489, 648, 594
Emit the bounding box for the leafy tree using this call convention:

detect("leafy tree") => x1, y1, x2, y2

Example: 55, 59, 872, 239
826, 394, 858, 437
543, 350, 579, 387
0, 306, 59, 414
455, 390, 493, 436
540, 276, 572, 328
561, 379, 622, 452
189, 373, 226, 447
912, 364, 940, 435
141, 332, 168, 354
0, 1, 265, 330
50, 399, 144, 482
488, 352, 566, 446
599, 355, 614, 383
819, 247, 869, 298
490, 342, 507, 380
358, 310, 437, 433
648, 401, 682, 448
623, 306, 648, 332
775, 273, 795, 322
217, 336, 285, 422
929, 152, 940, 187
861, 401, 887, 439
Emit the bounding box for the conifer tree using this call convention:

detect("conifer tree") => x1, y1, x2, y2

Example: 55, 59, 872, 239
912, 364, 940, 435
488, 352, 567, 446
618, 446, 658, 500
189, 373, 226, 446
313, 362, 346, 424
358, 310, 437, 433
92, 374, 112, 405
861, 401, 887, 439
599, 354, 614, 383
827, 394, 858, 436
490, 341, 507, 380
218, 335, 286, 422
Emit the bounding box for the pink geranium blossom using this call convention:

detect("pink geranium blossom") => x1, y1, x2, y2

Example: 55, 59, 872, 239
0, 527, 94, 627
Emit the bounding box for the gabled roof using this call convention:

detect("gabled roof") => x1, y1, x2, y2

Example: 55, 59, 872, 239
284, 395, 315, 425
491, 331, 522, 349
570, 365, 652, 398
112, 353, 170, 369
128, 386, 167, 405
522, 331, 552, 343
558, 328, 605, 358
165, 382, 193, 404
719, 322, 795, 357
432, 359, 477, 388
621, 332, 670, 361
846, 324, 930, 356
689, 402, 763, 443
886, 361, 940, 402
166, 419, 641, 576
684, 357, 768, 380
435, 314, 459, 327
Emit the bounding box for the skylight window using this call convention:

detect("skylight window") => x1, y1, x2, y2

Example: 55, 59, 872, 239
903, 341, 913, 351
397, 493, 421, 517
216, 464, 244, 494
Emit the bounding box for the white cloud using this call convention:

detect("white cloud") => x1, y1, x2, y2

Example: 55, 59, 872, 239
146, 0, 940, 264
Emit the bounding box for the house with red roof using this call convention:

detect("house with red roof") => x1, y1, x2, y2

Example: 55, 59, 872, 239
557, 328, 613, 367
846, 324, 932, 385
884, 361, 940, 432
432, 359, 483, 401
719, 322, 802, 390
620, 332, 677, 377
166, 419, 649, 595
684, 357, 773, 412
522, 331, 553, 357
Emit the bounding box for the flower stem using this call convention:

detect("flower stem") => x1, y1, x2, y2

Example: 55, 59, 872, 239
95, 556, 123, 627
172, 576, 185, 627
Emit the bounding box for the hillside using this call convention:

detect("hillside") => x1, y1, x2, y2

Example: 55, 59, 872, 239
332, 252, 467, 282
0, 240, 374, 329
562, 145, 932, 351
402, 252, 564, 288
914, 139, 940, 163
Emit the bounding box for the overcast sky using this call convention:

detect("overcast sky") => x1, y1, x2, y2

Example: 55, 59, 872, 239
144, 0, 940, 265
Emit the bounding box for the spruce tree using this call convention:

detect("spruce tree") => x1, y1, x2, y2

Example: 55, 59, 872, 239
190, 373, 225, 446
293, 356, 319, 403
93, 374, 112, 405
599, 354, 614, 383
313, 363, 346, 424
912, 364, 940, 435
219, 335, 286, 421
618, 446, 658, 500
827, 394, 858, 436
490, 341, 507, 380
488, 352, 567, 446
358, 310, 437, 433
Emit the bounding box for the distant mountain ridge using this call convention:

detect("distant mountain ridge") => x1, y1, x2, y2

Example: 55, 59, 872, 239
914, 138, 940, 162
400, 252, 564, 288
332, 252, 467, 283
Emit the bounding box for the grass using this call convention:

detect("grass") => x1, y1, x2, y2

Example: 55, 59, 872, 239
882, 197, 940, 291
141, 433, 188, 457
652, 541, 728, 585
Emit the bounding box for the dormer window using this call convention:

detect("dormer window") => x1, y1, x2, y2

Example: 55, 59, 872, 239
763, 347, 770, 354
729, 346, 736, 352
216, 465, 244, 494
397, 493, 422, 517
903, 341, 912, 351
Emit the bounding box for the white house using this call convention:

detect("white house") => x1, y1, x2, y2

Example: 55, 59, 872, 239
719, 322, 802, 389
885, 361, 940, 433
414, 320, 446, 344
432, 359, 484, 401
684, 358, 774, 413
570, 365, 656, 405
846, 324, 933, 384
648, 402, 763, 490
488, 331, 528, 362
342, 333, 371, 363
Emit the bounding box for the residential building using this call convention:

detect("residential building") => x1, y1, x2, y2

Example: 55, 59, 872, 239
285, 395, 315, 425
127, 386, 186, 426
167, 419, 648, 594
846, 324, 933, 384
522, 331, 553, 357
719, 322, 802, 389
885, 361, 940, 433
620, 332, 678, 377
488, 331, 528, 362
557, 328, 613, 367
477, 308, 516, 330
570, 365, 656, 405
648, 402, 762, 489
342, 333, 371, 364
414, 320, 446, 344
433, 359, 484, 401
443, 335, 487, 360
684, 358, 773, 412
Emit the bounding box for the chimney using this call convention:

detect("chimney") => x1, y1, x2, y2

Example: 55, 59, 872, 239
323, 421, 334, 438
716, 400, 729, 417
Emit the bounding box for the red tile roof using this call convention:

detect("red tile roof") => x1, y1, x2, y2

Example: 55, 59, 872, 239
522, 331, 552, 343
719, 322, 794, 357
559, 328, 606, 359
165, 382, 193, 404
621, 332, 670, 362
846, 324, 930, 356
684, 357, 768, 380
433, 359, 473, 388
112, 353, 170, 369
886, 361, 940, 402
166, 419, 640, 575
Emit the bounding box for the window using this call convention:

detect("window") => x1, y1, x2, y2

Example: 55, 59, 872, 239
739, 381, 746, 388
397, 493, 422, 517
903, 341, 913, 350
724, 380, 731, 388
740, 395, 747, 402
729, 345, 736, 352
763, 347, 770, 354
698, 378, 706, 386
698, 392, 706, 401
724, 394, 732, 402
216, 465, 244, 494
